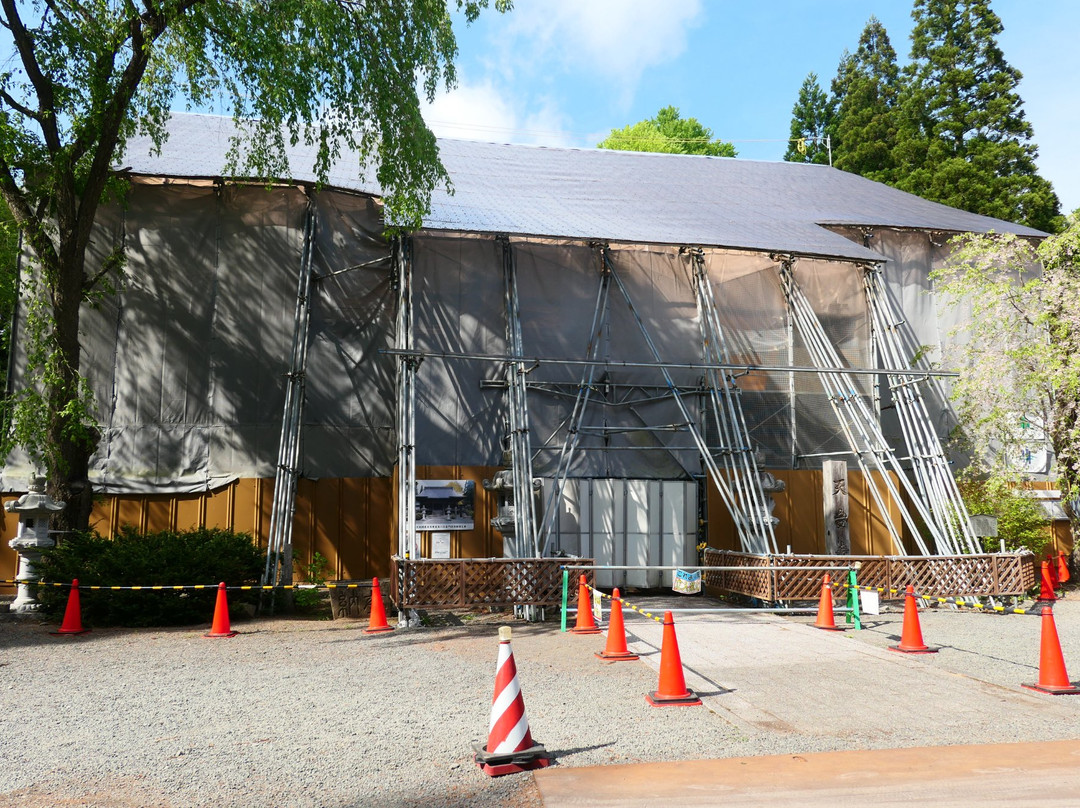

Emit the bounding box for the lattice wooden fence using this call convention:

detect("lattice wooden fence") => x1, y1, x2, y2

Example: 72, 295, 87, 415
390, 557, 594, 610
703, 549, 1037, 602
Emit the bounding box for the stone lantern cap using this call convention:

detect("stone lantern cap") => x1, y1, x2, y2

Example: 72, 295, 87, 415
4, 476, 66, 515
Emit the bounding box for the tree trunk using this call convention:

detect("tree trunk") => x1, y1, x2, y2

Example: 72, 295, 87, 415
46, 243, 98, 534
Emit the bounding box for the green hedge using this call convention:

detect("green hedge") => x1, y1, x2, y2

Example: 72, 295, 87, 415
37, 527, 264, 627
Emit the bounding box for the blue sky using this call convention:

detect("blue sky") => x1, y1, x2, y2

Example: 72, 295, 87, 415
423, 0, 1079, 216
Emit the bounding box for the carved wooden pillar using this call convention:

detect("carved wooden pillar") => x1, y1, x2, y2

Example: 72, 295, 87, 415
823, 460, 850, 555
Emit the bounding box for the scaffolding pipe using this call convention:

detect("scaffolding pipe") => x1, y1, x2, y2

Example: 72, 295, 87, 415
500, 239, 539, 558
778, 258, 926, 555
691, 250, 778, 554
537, 248, 612, 555
262, 202, 318, 610
394, 237, 419, 562
863, 267, 979, 553
381, 348, 958, 378
602, 249, 765, 554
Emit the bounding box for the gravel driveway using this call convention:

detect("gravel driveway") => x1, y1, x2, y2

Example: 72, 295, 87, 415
2, 589, 1078, 807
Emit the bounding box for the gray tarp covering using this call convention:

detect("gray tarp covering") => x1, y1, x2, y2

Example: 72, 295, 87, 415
0, 187, 942, 493
6, 113, 1044, 492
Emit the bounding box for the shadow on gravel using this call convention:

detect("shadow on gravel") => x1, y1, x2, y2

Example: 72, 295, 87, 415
545, 740, 617, 761
322, 622, 571, 649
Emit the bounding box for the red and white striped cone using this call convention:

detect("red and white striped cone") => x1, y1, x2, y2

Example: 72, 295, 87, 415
473, 626, 551, 777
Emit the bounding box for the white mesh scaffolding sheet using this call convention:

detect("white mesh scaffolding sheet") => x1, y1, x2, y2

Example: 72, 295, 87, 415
863, 265, 979, 554
779, 257, 952, 555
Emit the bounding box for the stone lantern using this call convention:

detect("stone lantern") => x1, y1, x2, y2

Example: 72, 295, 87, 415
5, 476, 65, 613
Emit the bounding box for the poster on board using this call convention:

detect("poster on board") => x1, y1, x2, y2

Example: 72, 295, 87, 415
415, 480, 475, 531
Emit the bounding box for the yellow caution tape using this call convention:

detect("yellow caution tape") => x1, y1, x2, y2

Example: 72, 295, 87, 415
583, 583, 664, 624
1, 578, 374, 592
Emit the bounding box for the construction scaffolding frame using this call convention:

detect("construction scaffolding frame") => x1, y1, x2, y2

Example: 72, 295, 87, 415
394, 236, 420, 561
262, 201, 317, 605
535, 246, 612, 556
689, 249, 779, 554
499, 237, 540, 558
862, 264, 980, 554
388, 240, 974, 569
777, 255, 973, 556
602, 247, 779, 555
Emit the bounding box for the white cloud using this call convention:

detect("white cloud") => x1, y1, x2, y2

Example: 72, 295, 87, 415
421, 79, 574, 146
422, 80, 518, 141
504, 0, 705, 87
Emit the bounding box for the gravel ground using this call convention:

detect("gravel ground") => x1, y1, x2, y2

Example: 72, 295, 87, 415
1, 587, 1079, 807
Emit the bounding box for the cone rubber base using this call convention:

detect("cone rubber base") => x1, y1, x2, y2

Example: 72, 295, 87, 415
596, 650, 639, 661
205, 629, 237, 638
815, 624, 844, 632
363, 625, 394, 634
1023, 682, 1080, 695
50, 627, 90, 636
889, 644, 937, 654
646, 689, 702, 707
569, 626, 602, 635
472, 742, 551, 777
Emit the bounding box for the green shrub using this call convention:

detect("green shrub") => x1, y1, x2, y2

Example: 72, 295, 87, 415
293, 551, 330, 613
957, 476, 1051, 556
37, 527, 264, 627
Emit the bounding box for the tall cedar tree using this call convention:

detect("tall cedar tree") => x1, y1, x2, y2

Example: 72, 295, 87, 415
783, 73, 834, 164
831, 17, 901, 184
599, 106, 737, 157
0, 0, 510, 530
895, 0, 1061, 232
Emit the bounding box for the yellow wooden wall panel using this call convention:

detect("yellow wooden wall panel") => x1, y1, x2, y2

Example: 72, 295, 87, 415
0, 495, 18, 582
311, 478, 340, 579
144, 499, 173, 532
203, 484, 234, 530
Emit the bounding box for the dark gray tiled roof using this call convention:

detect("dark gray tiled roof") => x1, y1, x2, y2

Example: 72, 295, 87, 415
121, 113, 1045, 262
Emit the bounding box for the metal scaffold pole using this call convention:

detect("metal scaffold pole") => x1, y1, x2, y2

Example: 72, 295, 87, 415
601, 248, 770, 553
778, 256, 952, 556
537, 245, 612, 556
394, 237, 420, 563
690, 250, 779, 555
262, 201, 317, 612
500, 238, 539, 559
862, 266, 979, 554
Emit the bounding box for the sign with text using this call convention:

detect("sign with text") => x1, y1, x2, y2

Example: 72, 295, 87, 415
415, 480, 475, 531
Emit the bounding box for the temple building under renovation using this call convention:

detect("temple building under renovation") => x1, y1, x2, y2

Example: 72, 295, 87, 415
0, 113, 1054, 587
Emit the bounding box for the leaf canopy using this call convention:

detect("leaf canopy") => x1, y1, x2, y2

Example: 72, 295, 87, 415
598, 106, 737, 158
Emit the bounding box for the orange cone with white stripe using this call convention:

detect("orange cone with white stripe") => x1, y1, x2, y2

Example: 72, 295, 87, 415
569, 573, 602, 634
51, 579, 89, 636
814, 574, 843, 631
646, 611, 702, 707
596, 588, 638, 661
1023, 606, 1080, 695
473, 626, 551, 776
889, 585, 937, 654
363, 577, 394, 634
204, 582, 237, 638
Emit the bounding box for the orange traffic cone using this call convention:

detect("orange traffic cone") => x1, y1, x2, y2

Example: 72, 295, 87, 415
889, 585, 937, 654
1058, 551, 1071, 585
596, 588, 638, 661
205, 582, 237, 638
1048, 553, 1060, 587
814, 574, 843, 631
364, 577, 394, 634
1023, 606, 1080, 695
569, 574, 602, 635
646, 611, 702, 707
51, 579, 89, 636
473, 626, 551, 776
1038, 561, 1057, 602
